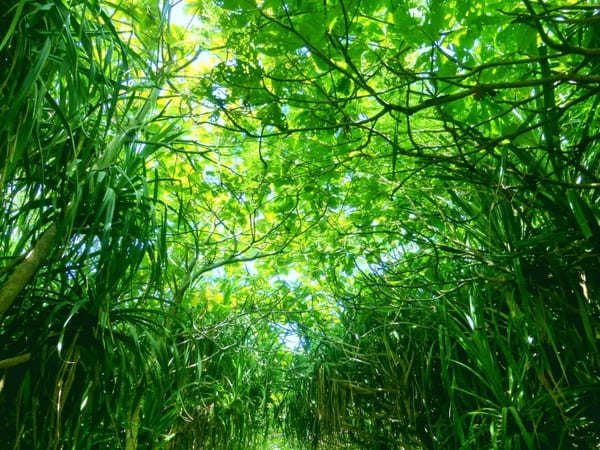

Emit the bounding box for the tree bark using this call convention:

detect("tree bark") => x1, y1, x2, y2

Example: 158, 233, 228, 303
0, 224, 56, 321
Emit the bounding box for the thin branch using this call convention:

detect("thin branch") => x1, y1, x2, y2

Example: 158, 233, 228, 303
0, 352, 31, 369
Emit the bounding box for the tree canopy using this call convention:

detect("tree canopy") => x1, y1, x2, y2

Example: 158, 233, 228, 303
1, 0, 599, 448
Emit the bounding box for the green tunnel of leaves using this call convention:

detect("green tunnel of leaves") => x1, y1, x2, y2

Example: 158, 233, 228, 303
1, 0, 600, 448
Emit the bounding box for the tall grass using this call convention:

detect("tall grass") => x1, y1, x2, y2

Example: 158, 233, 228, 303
282, 169, 600, 448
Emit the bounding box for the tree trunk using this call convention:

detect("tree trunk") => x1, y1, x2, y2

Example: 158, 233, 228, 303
0, 224, 56, 321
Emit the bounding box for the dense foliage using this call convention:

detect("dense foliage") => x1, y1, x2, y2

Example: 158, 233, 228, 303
1, 0, 599, 448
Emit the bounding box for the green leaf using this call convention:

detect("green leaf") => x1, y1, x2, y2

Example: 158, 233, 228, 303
567, 189, 595, 239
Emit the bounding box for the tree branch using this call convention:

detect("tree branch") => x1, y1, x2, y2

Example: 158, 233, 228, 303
0, 224, 57, 321
0, 352, 31, 369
